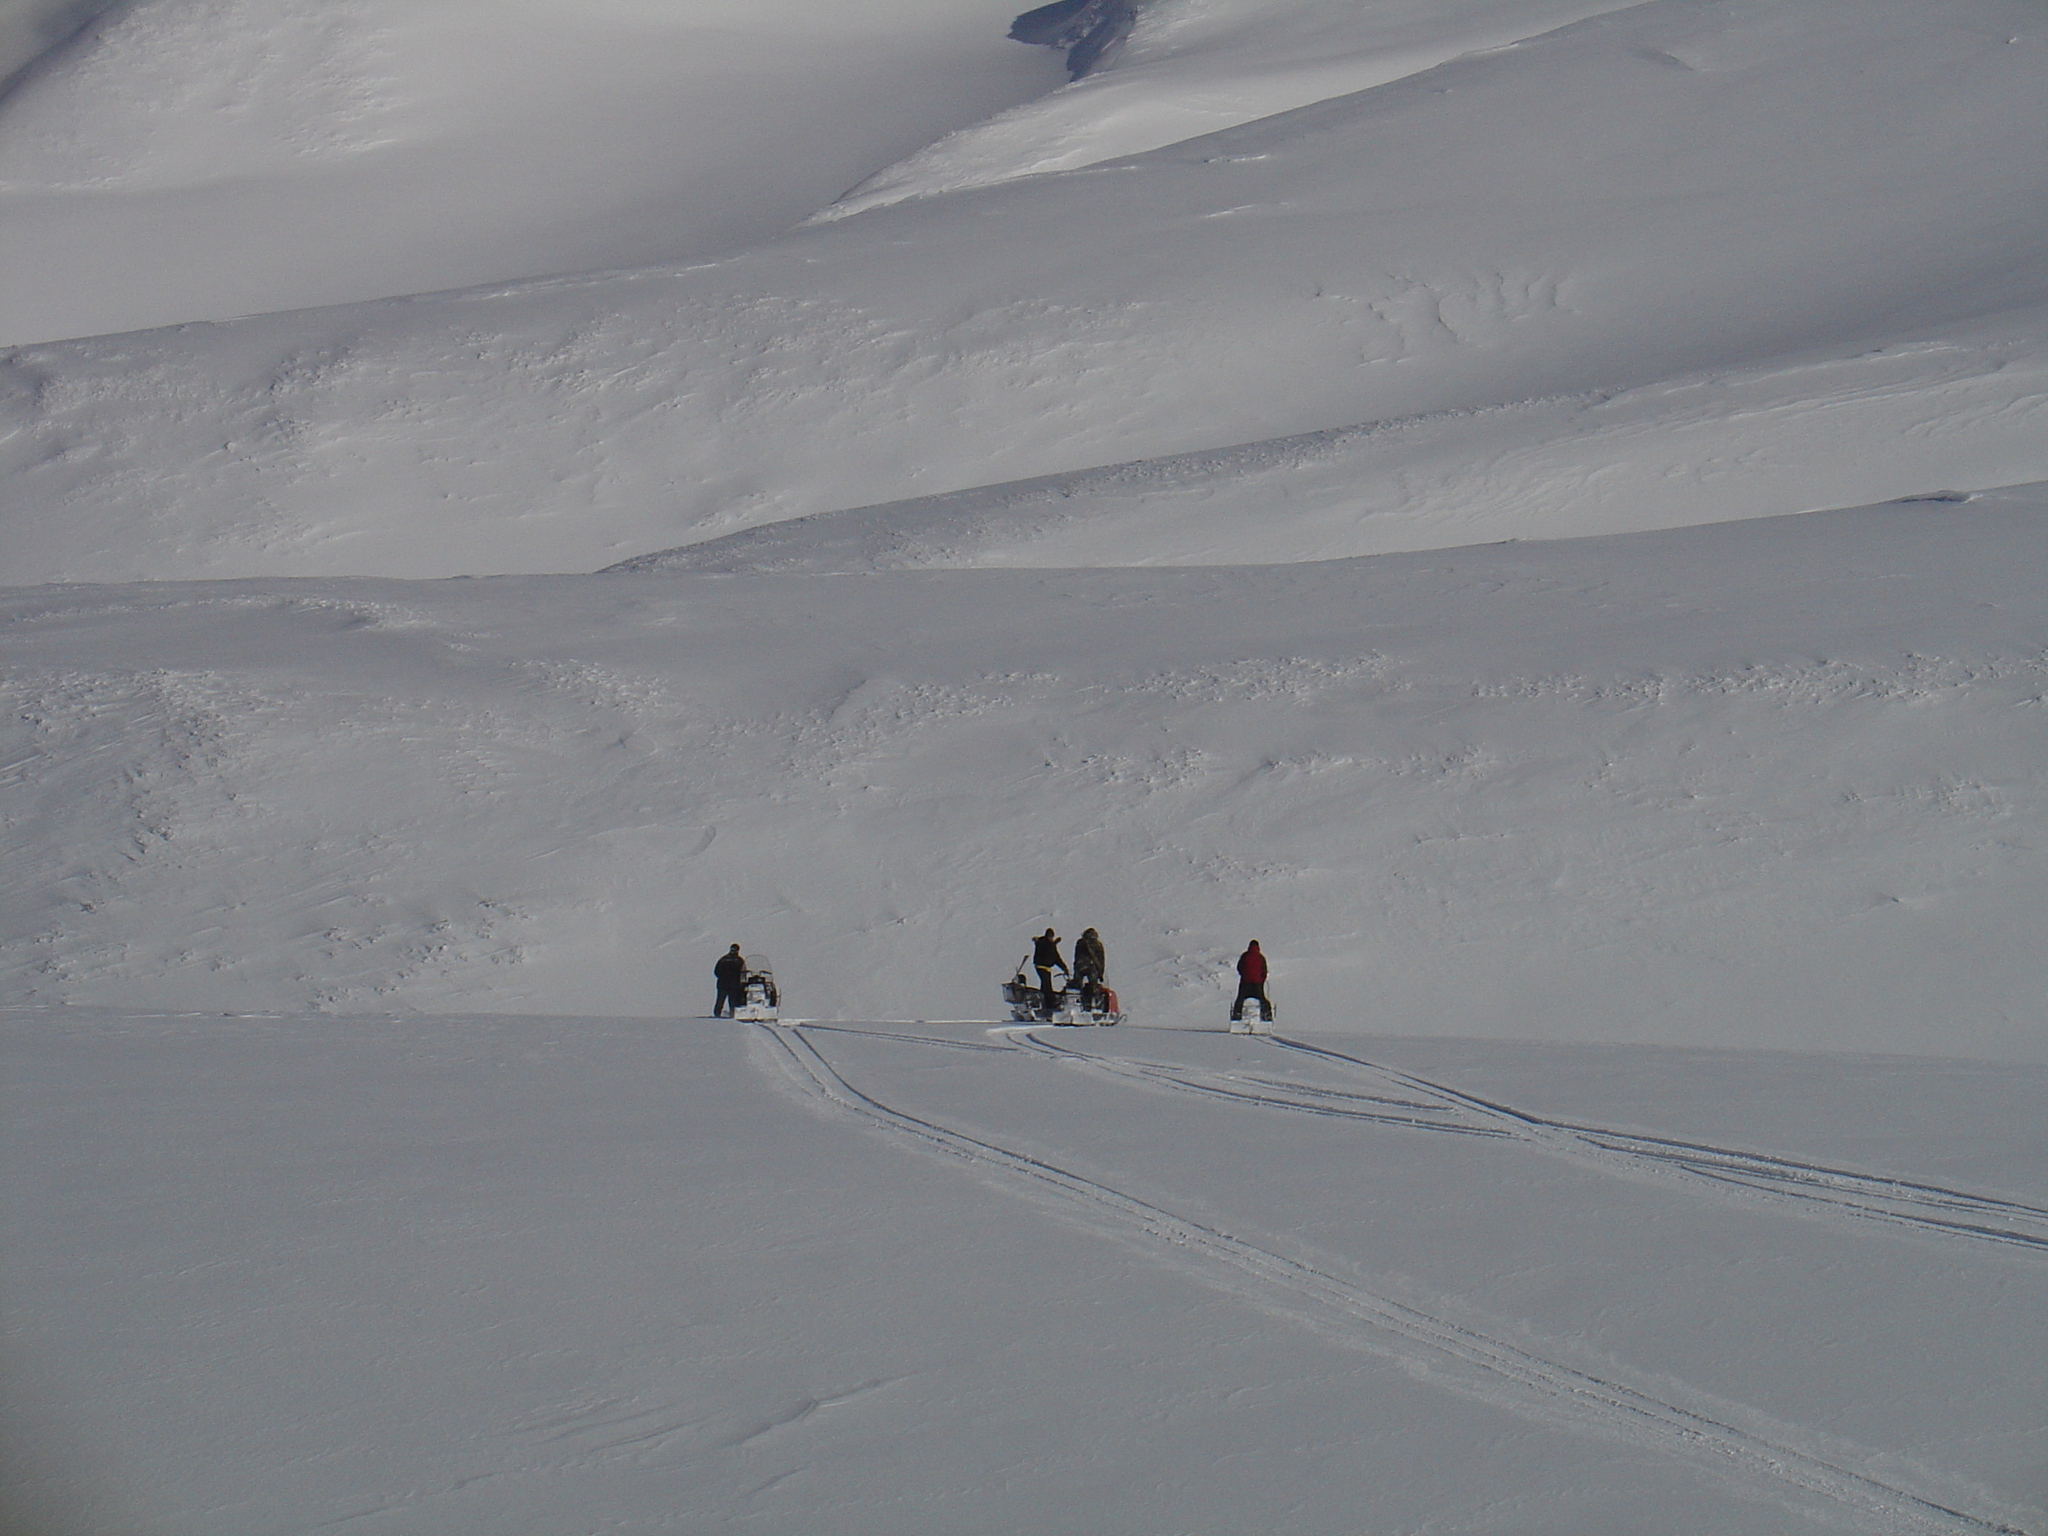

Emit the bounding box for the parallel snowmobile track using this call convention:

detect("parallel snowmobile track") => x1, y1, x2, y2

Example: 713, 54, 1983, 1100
854, 1024, 2048, 1259
1008, 1028, 1511, 1137
756, 1023, 2028, 1536
1268, 1036, 2048, 1260
797, 1022, 1013, 1053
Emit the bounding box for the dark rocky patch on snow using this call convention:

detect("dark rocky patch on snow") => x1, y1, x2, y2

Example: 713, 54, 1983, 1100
1010, 0, 1137, 79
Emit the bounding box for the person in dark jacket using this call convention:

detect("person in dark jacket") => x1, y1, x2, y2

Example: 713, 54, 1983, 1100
1032, 928, 1068, 1013
713, 944, 747, 1018
1073, 927, 1106, 1007
1231, 940, 1271, 1022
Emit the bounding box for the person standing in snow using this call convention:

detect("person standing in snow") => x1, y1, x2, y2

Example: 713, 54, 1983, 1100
1231, 940, 1272, 1023
713, 944, 747, 1018
1073, 926, 1106, 1007
1032, 928, 1068, 1014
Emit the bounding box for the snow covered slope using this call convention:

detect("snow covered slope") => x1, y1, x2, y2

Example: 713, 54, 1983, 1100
7, 496, 2044, 1058
4, 4, 2045, 1531
0, 0, 1064, 344
3, 0, 2044, 581
820, 0, 1647, 218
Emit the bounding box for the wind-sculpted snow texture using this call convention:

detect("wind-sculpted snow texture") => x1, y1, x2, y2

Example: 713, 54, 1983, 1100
6, 501, 2047, 1058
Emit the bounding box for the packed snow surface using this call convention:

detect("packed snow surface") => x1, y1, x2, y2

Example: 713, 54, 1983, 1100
6, 1011, 2044, 1534
3, 0, 2046, 1530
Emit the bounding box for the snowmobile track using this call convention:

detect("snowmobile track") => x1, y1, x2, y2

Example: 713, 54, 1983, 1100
797, 1022, 1013, 1053
1009, 1028, 1511, 1137
757, 1023, 2029, 1536
833, 1024, 2048, 1259
1268, 1036, 2048, 1261
1017, 1028, 2048, 1257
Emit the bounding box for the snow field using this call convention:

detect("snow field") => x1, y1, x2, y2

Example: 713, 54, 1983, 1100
5, 497, 2045, 1056
4, 1010, 2042, 1534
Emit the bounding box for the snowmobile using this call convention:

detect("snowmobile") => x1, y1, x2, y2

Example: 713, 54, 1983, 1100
1002, 959, 1124, 1026
1229, 997, 1272, 1036
732, 960, 780, 1023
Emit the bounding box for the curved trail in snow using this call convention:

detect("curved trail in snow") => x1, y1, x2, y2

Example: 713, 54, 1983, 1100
1004, 1028, 2048, 1260
757, 1021, 2028, 1536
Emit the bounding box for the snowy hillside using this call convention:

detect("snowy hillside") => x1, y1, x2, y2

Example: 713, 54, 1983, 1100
3, 0, 2044, 582
0, 0, 1064, 343
3, 0, 2046, 1531
6, 495, 2047, 1056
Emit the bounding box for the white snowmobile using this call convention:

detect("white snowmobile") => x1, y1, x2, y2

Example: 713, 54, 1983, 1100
1229, 996, 1272, 1035
732, 959, 779, 1023
1002, 959, 1124, 1026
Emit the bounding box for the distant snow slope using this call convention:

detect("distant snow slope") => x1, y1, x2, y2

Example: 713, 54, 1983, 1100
6, 498, 2044, 1057
821, 0, 1646, 218
2, 0, 2042, 581
0, 0, 1064, 343
618, 325, 2048, 572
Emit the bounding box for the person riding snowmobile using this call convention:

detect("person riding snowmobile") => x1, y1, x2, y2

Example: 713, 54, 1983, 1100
1231, 940, 1272, 1023
1032, 928, 1068, 1014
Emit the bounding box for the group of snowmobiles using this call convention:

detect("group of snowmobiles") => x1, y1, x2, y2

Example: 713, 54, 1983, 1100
1002, 965, 1125, 1026
1003, 926, 1123, 1026
711, 932, 1276, 1032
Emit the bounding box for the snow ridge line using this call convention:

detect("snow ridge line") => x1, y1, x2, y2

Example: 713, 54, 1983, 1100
1269, 1037, 2048, 1259
756, 1023, 2026, 1536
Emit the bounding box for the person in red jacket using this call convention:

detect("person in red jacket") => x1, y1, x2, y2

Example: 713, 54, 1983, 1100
1231, 941, 1272, 1023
